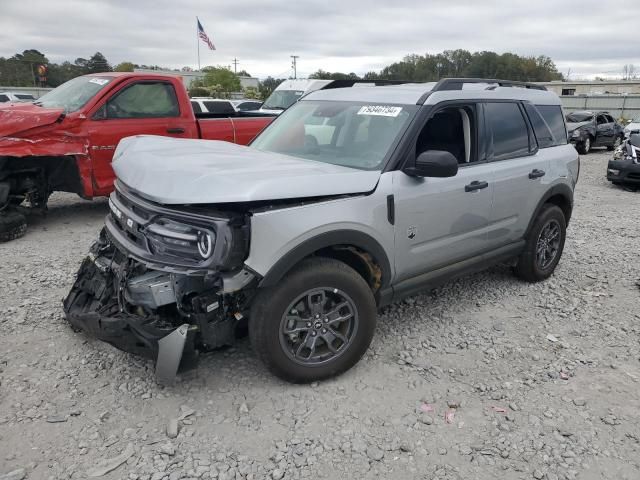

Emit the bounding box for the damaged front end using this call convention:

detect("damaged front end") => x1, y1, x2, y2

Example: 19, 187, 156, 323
63, 182, 255, 383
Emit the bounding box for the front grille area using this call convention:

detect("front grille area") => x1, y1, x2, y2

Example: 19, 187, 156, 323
107, 182, 219, 270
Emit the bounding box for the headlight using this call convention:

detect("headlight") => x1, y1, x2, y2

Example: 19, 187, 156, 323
572, 130, 581, 138
197, 230, 214, 259
145, 218, 216, 261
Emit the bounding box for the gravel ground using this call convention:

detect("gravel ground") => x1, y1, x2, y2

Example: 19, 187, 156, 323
1, 150, 639, 480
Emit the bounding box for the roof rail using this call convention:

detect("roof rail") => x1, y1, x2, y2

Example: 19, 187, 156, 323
320, 79, 411, 90
433, 78, 547, 92
416, 77, 547, 104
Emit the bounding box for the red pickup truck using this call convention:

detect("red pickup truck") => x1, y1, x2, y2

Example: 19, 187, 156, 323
0, 72, 275, 241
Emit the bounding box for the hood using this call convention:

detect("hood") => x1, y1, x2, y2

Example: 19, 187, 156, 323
0, 103, 65, 137
625, 122, 640, 132
113, 135, 381, 205
566, 121, 591, 133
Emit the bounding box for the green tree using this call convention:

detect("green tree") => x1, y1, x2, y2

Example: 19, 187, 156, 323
236, 69, 252, 77
309, 70, 360, 80
258, 76, 285, 99
114, 61, 135, 72
242, 86, 260, 99
86, 52, 112, 73
196, 66, 242, 93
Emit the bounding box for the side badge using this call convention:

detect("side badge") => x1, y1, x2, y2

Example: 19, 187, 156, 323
407, 226, 417, 240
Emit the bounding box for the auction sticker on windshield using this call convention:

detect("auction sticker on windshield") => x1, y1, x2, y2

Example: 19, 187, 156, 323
89, 78, 109, 86
357, 105, 402, 117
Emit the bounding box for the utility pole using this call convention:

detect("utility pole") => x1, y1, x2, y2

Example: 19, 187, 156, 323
290, 55, 299, 79
232, 58, 239, 74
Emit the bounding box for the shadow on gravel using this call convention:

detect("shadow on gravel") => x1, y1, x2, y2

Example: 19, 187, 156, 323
26, 197, 109, 229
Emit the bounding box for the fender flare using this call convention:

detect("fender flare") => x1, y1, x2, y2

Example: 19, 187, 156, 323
525, 183, 574, 236
259, 229, 392, 289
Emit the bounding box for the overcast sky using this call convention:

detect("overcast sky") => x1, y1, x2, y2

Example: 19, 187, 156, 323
2, 0, 639, 80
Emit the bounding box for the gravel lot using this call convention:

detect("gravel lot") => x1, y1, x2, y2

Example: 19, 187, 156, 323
1, 150, 639, 480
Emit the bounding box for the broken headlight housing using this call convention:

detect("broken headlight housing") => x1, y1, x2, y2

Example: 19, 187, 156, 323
145, 218, 217, 261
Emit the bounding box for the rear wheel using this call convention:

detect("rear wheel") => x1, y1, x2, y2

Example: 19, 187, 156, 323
515, 205, 566, 282
577, 136, 591, 154
249, 257, 377, 383
0, 209, 27, 242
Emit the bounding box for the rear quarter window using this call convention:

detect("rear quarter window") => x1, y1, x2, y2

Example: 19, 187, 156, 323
203, 101, 235, 114
536, 105, 567, 145
524, 104, 555, 148
0, 94, 9, 102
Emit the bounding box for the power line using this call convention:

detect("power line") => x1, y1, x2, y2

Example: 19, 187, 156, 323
290, 55, 299, 79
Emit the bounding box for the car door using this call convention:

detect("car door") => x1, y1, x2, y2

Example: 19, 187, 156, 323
485, 102, 550, 248
85, 80, 193, 194
595, 114, 612, 146
392, 103, 494, 283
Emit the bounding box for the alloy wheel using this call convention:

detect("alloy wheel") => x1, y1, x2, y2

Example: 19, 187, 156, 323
279, 288, 359, 366
536, 219, 561, 270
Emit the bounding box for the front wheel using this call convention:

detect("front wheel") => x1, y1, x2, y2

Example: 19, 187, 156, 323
515, 205, 567, 282
0, 209, 28, 242
577, 136, 591, 154
249, 257, 377, 383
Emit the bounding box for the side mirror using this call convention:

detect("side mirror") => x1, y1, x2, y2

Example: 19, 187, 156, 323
404, 150, 459, 178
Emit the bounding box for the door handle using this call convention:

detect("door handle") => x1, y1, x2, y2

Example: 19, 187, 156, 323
528, 169, 546, 179
465, 180, 489, 192
167, 127, 185, 134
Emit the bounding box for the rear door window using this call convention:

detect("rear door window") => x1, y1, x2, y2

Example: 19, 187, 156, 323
106, 82, 180, 119
485, 102, 530, 160
0, 94, 9, 102
536, 105, 567, 145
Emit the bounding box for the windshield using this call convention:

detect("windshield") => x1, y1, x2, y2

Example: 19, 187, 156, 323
35, 76, 112, 113
566, 112, 593, 123
252, 100, 416, 170
262, 90, 304, 110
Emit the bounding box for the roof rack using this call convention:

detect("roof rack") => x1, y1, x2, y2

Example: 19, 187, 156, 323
432, 78, 547, 92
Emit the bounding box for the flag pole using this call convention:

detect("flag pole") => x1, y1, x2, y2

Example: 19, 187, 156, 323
196, 17, 201, 71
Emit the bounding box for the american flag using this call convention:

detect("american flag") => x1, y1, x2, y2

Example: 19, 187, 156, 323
197, 19, 216, 50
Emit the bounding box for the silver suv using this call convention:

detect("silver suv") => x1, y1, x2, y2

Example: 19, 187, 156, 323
64, 78, 579, 383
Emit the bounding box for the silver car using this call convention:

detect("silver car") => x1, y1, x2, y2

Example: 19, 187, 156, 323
64, 78, 579, 383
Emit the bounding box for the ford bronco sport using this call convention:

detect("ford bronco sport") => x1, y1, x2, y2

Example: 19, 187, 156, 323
64, 78, 579, 383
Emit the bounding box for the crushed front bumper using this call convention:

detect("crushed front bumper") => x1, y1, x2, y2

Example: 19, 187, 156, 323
63, 234, 237, 383
63, 256, 198, 381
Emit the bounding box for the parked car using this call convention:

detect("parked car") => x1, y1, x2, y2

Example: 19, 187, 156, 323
64, 78, 579, 384
0, 91, 36, 103
232, 99, 263, 111
190, 98, 236, 114
607, 134, 640, 187
565, 110, 624, 154
623, 116, 640, 139
257, 79, 410, 115
0, 73, 275, 242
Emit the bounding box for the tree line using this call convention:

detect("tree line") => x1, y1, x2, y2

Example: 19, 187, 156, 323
1, 48, 563, 99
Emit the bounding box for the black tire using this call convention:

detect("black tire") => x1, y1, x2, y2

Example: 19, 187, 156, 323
0, 210, 27, 242
577, 136, 591, 155
249, 257, 377, 383
515, 205, 566, 282
607, 136, 623, 151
